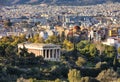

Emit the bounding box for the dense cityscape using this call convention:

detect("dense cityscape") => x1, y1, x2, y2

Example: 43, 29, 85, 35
0, 1, 120, 82
1, 3, 120, 18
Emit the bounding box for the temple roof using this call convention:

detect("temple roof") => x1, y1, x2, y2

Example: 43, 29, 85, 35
18, 43, 60, 49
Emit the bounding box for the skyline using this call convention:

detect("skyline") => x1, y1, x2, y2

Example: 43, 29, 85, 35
0, 0, 120, 6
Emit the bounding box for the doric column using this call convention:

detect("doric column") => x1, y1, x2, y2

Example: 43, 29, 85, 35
57, 49, 60, 61
41, 50, 45, 58
40, 50, 41, 55
40, 50, 42, 56
45, 49, 47, 59
37, 50, 39, 56
59, 49, 60, 58
39, 50, 40, 56
52, 49, 54, 58
56, 49, 59, 61
49, 49, 51, 59
55, 49, 57, 58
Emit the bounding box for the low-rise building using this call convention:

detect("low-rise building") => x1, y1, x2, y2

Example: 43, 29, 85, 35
102, 38, 116, 46
18, 43, 61, 61
6, 32, 20, 36
102, 38, 120, 59
109, 28, 118, 37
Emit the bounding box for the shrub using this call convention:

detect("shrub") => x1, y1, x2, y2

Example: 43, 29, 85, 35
96, 69, 120, 82
55, 78, 62, 82
80, 77, 99, 82
68, 69, 81, 82
76, 57, 86, 67
95, 62, 109, 70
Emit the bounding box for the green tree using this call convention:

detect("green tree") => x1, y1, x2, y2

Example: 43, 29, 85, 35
89, 44, 98, 57
63, 39, 74, 50
97, 69, 119, 82
55, 78, 62, 82
77, 40, 89, 49
105, 45, 116, 58
95, 62, 109, 70
76, 57, 86, 67
45, 35, 58, 44
77, 40, 90, 55
80, 76, 99, 82
0, 45, 4, 56
1, 37, 12, 43
33, 34, 44, 43
5, 45, 16, 56
11, 38, 20, 46
19, 45, 29, 57
118, 47, 120, 54
113, 55, 118, 71
60, 31, 65, 42
68, 69, 81, 82
0, 43, 8, 56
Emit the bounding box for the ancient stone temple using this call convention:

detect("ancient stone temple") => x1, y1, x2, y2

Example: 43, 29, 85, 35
18, 43, 61, 61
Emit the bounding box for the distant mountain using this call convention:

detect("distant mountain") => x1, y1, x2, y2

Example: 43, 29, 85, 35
0, 0, 120, 6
